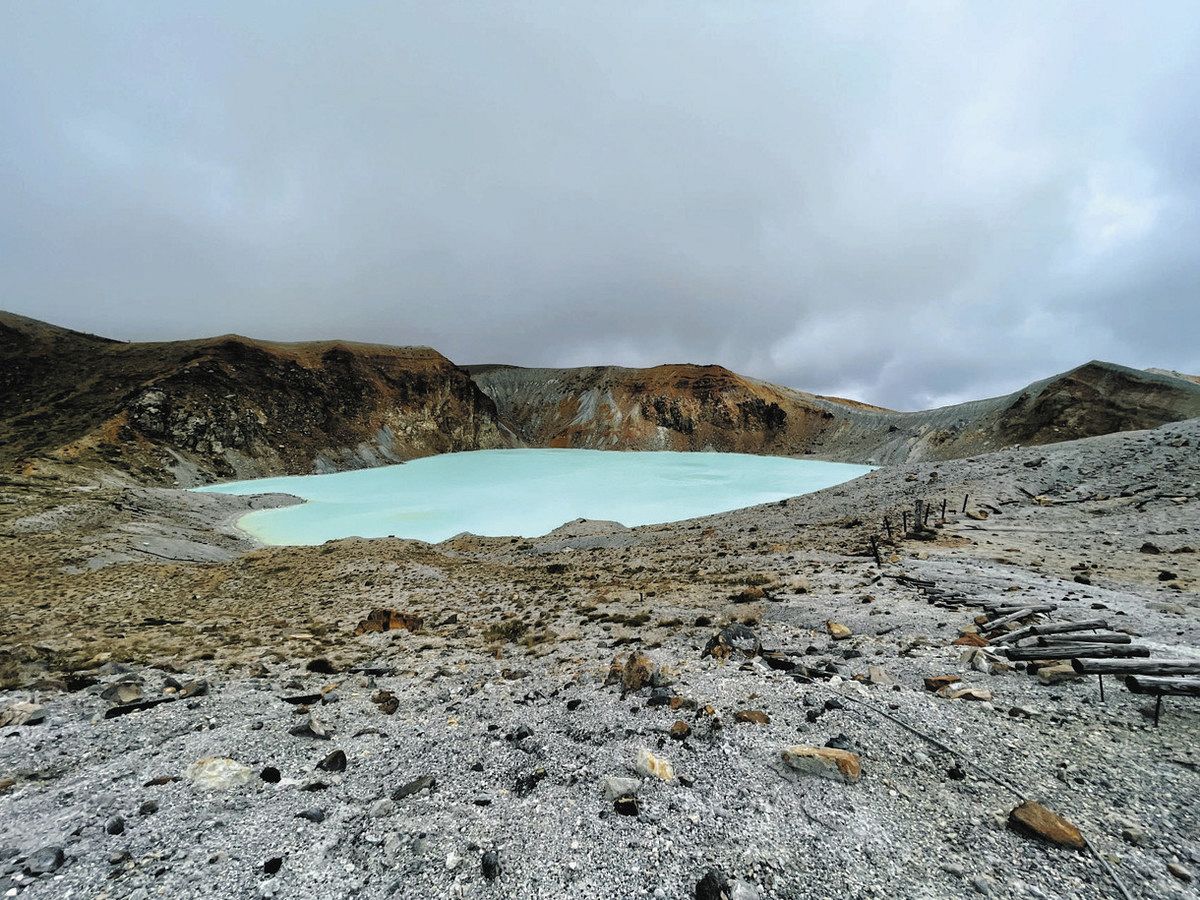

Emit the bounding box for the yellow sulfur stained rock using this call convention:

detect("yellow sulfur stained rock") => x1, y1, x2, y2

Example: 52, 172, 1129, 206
826, 621, 852, 640
780, 746, 861, 784
634, 748, 675, 782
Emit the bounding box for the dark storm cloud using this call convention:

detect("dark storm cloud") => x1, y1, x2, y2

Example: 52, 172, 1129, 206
2, 2, 1199, 409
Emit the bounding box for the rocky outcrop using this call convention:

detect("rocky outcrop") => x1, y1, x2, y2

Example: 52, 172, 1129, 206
472, 361, 1200, 465
0, 312, 511, 484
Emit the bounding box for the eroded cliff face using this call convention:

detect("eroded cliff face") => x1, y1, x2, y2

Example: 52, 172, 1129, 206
1, 313, 510, 485
467, 364, 858, 455
471, 361, 1200, 465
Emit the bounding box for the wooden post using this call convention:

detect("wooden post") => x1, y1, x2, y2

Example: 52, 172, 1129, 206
1097, 673, 1104, 701
869, 534, 882, 567
1154, 695, 1162, 727
902, 511, 908, 534
924, 503, 931, 527
941, 499, 947, 522
883, 517, 892, 540
962, 495, 968, 513
914, 500, 924, 531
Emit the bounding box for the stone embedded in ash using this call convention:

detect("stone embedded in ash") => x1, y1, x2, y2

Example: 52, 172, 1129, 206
353, 608, 423, 635
566, 698, 582, 711
866, 665, 894, 685
733, 709, 770, 725
317, 749, 347, 772
372, 690, 399, 715
185, 757, 253, 790
938, 687, 993, 702
607, 651, 655, 694
670, 720, 691, 740
23, 845, 65, 876
696, 868, 732, 900
507, 724, 533, 742
264, 857, 283, 875
614, 795, 640, 816
1159, 570, 1178, 581
0, 701, 46, 727
703, 624, 761, 660
730, 586, 766, 603
826, 621, 852, 640
1037, 663, 1082, 686
780, 746, 861, 784
481, 849, 501, 881
289, 714, 330, 739
138, 800, 158, 816
1168, 862, 1194, 884
646, 687, 675, 707
179, 679, 209, 698
260, 766, 281, 783
824, 734, 855, 753
635, 748, 675, 782
392, 775, 437, 800
514, 767, 547, 797
306, 658, 337, 674
296, 808, 326, 823
1007, 800, 1085, 850
953, 633, 990, 647
759, 651, 796, 671
369, 798, 395, 818
105, 816, 125, 835
924, 675, 961, 692
603, 776, 641, 799
101, 681, 144, 704
1140, 542, 1161, 554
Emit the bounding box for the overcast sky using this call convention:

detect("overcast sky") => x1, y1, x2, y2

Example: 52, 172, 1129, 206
3, 3, 1198, 409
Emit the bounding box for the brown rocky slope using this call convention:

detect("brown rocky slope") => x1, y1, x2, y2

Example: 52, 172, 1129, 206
470, 361, 1200, 465
0, 311, 511, 485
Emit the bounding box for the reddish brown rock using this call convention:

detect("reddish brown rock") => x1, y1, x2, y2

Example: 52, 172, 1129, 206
780, 746, 861, 784
924, 675, 961, 692
1008, 800, 1085, 850
734, 709, 770, 725
354, 609, 423, 635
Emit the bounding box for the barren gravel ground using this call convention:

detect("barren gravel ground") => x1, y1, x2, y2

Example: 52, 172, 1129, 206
1, 421, 1197, 899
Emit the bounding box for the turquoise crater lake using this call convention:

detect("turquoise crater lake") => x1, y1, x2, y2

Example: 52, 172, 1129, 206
195, 449, 873, 546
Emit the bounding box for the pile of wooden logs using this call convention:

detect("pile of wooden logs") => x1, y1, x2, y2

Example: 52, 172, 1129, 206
977, 604, 1200, 725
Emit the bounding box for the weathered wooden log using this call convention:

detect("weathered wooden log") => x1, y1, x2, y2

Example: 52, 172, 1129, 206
1125, 675, 1200, 696
983, 606, 1055, 632
982, 602, 1059, 615
1072, 658, 1200, 676
1005, 644, 1149, 662
1038, 633, 1130, 645
992, 618, 1106, 645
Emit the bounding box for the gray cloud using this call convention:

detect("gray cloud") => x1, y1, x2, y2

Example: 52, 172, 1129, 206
2, 1, 1198, 409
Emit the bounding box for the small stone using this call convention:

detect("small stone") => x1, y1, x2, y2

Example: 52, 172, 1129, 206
101, 681, 144, 704
446, 850, 462, 871
289, 714, 330, 740
602, 776, 641, 800
733, 710, 770, 725
780, 746, 861, 784
866, 665, 894, 685
368, 798, 395, 818
263, 857, 283, 875
696, 868, 732, 900
296, 808, 326, 823
634, 748, 675, 782
940, 687, 992, 702
826, 621, 852, 640
392, 775, 436, 800
731, 881, 761, 900
24, 845, 65, 875
1007, 800, 1085, 850
613, 795, 640, 816
1036, 663, 1082, 686
317, 749, 347, 772
105, 816, 125, 835
481, 850, 501, 881
1167, 862, 1193, 884
924, 675, 960, 692
1158, 570, 1177, 581
669, 720, 691, 740
1139, 542, 1161, 554
306, 658, 336, 674
1120, 823, 1146, 845
0, 702, 45, 727
260, 766, 281, 783
185, 757, 253, 791
138, 800, 158, 816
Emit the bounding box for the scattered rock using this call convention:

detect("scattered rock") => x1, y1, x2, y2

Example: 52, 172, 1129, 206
100, 681, 144, 704
369, 798, 395, 818
1036, 663, 1082, 686
372, 690, 399, 715
481, 849, 501, 881
1140, 542, 1161, 554
23, 845, 65, 876
0, 701, 46, 727
635, 748, 675, 782
924, 675, 960, 692
696, 868, 732, 900
317, 749, 347, 772
105, 815, 125, 835
392, 775, 436, 800
296, 808, 326, 823
1167, 862, 1193, 884
306, 658, 337, 674
1007, 800, 1085, 849
733, 709, 770, 725
703, 624, 760, 660
613, 795, 640, 816
670, 720, 691, 740
289, 714, 330, 740
602, 776, 641, 800
260, 766, 281, 783
780, 746, 861, 784
185, 757, 253, 791
353, 608, 423, 635
826, 621, 852, 640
